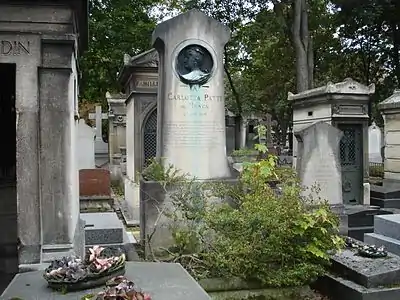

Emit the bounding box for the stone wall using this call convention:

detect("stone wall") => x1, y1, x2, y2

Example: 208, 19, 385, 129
0, 1, 87, 271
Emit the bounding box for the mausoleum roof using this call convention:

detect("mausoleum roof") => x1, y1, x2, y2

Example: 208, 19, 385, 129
117, 48, 158, 85
106, 91, 126, 102
0, 0, 89, 52
288, 78, 375, 102
379, 90, 400, 111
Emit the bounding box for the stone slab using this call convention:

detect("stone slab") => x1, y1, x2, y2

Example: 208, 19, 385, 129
364, 233, 400, 257
370, 182, 400, 200
117, 198, 140, 227
81, 213, 123, 245
1, 262, 211, 300
375, 214, 400, 240
315, 273, 400, 300
370, 197, 400, 209
331, 249, 400, 288
84, 231, 139, 261
347, 226, 374, 242
345, 206, 393, 227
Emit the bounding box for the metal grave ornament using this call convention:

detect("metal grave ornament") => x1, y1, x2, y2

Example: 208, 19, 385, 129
175, 44, 213, 86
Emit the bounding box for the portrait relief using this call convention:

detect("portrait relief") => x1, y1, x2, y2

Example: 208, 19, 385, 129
175, 44, 214, 85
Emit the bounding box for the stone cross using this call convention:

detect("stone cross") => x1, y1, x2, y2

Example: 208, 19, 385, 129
89, 105, 108, 141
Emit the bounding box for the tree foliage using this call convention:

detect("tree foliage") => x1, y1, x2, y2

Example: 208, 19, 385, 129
80, 0, 159, 105
79, 0, 400, 134
332, 0, 400, 124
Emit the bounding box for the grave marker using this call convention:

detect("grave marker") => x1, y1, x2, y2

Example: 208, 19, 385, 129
152, 9, 231, 179
88, 105, 109, 167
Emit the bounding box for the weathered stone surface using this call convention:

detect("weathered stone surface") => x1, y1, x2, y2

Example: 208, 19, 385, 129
331, 249, 400, 288
1, 262, 211, 300
81, 213, 123, 245
374, 214, 400, 240
315, 273, 400, 300
364, 233, 400, 257
295, 121, 343, 205
152, 9, 231, 179
79, 169, 111, 197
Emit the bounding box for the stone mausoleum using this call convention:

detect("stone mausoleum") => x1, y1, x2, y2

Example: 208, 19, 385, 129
0, 0, 88, 281
290, 78, 374, 206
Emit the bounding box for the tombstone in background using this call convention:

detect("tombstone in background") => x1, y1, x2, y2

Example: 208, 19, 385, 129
106, 92, 127, 181
290, 78, 374, 206
79, 169, 113, 212
0, 0, 88, 278
380, 90, 400, 181
225, 108, 236, 154
368, 122, 383, 163
77, 119, 95, 170
152, 9, 231, 179
370, 90, 400, 208
295, 121, 343, 205
89, 105, 109, 168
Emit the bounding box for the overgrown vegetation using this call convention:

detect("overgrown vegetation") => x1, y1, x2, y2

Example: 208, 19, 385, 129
141, 145, 344, 287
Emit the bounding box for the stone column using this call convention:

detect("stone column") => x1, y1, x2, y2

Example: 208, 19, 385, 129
14, 35, 42, 268
379, 90, 400, 181
38, 39, 83, 261
152, 9, 231, 179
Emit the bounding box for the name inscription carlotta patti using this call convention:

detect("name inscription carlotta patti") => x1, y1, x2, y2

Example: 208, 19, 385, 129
167, 92, 223, 116
0, 40, 30, 56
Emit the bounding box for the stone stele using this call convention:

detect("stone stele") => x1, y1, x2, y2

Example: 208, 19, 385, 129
152, 9, 231, 179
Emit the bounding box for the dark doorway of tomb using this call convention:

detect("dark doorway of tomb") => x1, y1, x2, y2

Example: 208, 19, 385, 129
0, 63, 17, 293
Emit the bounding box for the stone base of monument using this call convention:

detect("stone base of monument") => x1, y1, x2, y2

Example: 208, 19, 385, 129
365, 214, 400, 257
79, 195, 114, 212
81, 213, 139, 261
1, 262, 211, 300
314, 248, 400, 300
371, 180, 400, 208
334, 205, 398, 241
139, 178, 238, 257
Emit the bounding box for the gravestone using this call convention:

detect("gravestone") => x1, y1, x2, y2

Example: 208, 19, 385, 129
79, 169, 112, 212
89, 105, 109, 167
2, 262, 211, 300
80, 212, 137, 260
107, 92, 127, 182
368, 122, 383, 163
76, 119, 95, 170
152, 9, 231, 179
315, 247, 400, 299
295, 121, 343, 204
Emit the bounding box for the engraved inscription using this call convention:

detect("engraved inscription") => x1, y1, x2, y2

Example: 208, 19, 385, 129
1, 40, 30, 55
136, 79, 158, 88
332, 104, 366, 115
167, 92, 223, 117
164, 121, 224, 148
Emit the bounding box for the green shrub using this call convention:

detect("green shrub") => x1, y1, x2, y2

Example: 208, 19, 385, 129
369, 163, 383, 178
146, 144, 344, 287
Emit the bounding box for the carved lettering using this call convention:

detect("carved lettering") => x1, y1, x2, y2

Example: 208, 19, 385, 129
164, 121, 225, 148
0, 40, 30, 55
135, 80, 158, 88
167, 93, 223, 102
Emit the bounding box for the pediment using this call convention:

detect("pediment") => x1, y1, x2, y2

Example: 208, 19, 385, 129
124, 48, 159, 68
